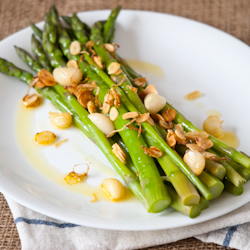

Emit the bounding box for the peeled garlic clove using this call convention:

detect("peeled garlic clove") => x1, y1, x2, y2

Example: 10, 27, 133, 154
101, 178, 125, 200
23, 94, 40, 108
144, 94, 166, 114
88, 113, 115, 135
203, 115, 223, 138
183, 150, 206, 176
49, 112, 72, 129
35, 131, 56, 145
53, 67, 83, 86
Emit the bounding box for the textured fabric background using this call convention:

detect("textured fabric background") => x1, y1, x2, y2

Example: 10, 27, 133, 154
0, 0, 248, 249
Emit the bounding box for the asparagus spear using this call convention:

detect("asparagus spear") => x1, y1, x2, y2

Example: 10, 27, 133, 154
167, 184, 201, 218
103, 5, 121, 43
31, 34, 53, 72
207, 149, 245, 187
198, 171, 224, 199
42, 9, 66, 68
30, 22, 43, 39
224, 179, 244, 196
14, 46, 42, 73
143, 132, 200, 206
199, 197, 209, 210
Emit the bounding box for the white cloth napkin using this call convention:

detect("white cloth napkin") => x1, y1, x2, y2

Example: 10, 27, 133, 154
5, 196, 250, 250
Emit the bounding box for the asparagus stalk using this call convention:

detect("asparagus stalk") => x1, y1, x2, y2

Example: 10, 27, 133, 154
103, 5, 121, 43
167, 184, 201, 218
198, 171, 224, 199
208, 149, 245, 187
143, 133, 200, 206
31, 34, 53, 72
30, 22, 43, 39
199, 197, 209, 210
42, 9, 66, 68
224, 179, 244, 196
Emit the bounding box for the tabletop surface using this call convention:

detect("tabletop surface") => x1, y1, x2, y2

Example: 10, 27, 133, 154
0, 0, 248, 249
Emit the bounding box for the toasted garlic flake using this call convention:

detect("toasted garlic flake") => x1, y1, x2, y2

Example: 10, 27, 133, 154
106, 118, 136, 138
64, 163, 89, 185
112, 143, 127, 164
122, 111, 138, 120
67, 59, 78, 69
151, 114, 165, 123
93, 56, 104, 69
77, 89, 95, 108
38, 69, 57, 86
203, 116, 224, 137
109, 107, 119, 121
200, 151, 219, 160
138, 85, 158, 101
101, 178, 126, 200
185, 90, 202, 100
174, 124, 186, 140
159, 120, 171, 129
23, 94, 40, 108
183, 150, 205, 175
112, 74, 127, 87
49, 112, 72, 128
144, 94, 166, 114
110, 88, 121, 107
186, 131, 209, 140
88, 113, 115, 135
167, 134, 176, 148
103, 43, 115, 53
142, 146, 163, 158
162, 108, 176, 122
87, 101, 97, 114
186, 143, 203, 152
136, 113, 150, 123
54, 139, 68, 148
134, 77, 147, 87
147, 116, 155, 126
35, 131, 56, 145
126, 85, 138, 93
69, 41, 81, 55
114, 69, 123, 75
89, 193, 98, 203
108, 62, 121, 75
196, 138, 213, 150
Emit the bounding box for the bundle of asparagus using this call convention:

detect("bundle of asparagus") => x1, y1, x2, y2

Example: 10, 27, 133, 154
1, 5, 250, 218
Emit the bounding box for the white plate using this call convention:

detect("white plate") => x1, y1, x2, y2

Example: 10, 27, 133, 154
0, 10, 250, 231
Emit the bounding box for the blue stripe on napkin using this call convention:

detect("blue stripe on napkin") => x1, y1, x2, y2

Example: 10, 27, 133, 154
15, 217, 79, 228
223, 226, 238, 247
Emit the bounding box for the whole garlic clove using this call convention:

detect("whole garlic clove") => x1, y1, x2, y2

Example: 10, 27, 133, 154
88, 113, 115, 135
53, 67, 83, 86
101, 178, 125, 200
144, 94, 166, 114
183, 150, 206, 176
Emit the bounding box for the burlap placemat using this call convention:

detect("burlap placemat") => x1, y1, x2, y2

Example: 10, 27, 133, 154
0, 0, 248, 249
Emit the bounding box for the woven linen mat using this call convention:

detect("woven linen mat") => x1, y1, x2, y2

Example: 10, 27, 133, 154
0, 0, 249, 249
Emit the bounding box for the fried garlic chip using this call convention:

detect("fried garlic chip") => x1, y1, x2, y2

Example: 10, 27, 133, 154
64, 163, 89, 185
